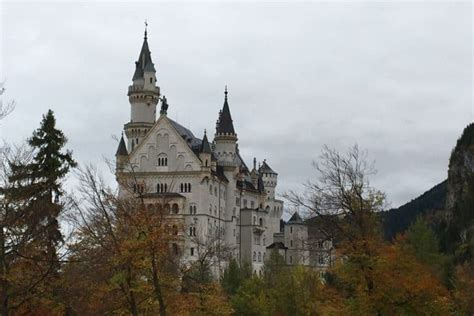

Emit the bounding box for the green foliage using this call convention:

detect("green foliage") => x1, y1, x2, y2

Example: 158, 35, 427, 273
221, 258, 251, 296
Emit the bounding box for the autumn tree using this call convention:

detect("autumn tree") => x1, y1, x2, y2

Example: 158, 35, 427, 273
285, 145, 454, 314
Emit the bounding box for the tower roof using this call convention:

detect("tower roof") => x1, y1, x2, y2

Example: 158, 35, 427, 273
288, 212, 304, 224
200, 131, 212, 153
116, 134, 128, 156
132, 29, 155, 80
259, 160, 276, 174
216, 87, 235, 135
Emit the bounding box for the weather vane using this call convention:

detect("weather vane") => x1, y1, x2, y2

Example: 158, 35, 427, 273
144, 19, 148, 38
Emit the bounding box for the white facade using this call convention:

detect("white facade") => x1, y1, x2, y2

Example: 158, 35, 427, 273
115, 32, 284, 276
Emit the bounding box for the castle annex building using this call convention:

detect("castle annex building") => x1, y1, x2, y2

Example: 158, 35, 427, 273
115, 30, 332, 274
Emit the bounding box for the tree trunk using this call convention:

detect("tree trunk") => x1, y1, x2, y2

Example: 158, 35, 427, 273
150, 252, 166, 316
0, 226, 9, 316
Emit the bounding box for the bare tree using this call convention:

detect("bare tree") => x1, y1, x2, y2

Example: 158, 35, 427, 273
0, 81, 15, 121
284, 144, 386, 293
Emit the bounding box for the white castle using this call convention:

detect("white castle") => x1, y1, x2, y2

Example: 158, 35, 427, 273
115, 29, 333, 275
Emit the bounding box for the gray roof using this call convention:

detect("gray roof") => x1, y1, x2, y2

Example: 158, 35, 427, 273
259, 160, 277, 174
200, 132, 212, 153
169, 118, 202, 148
116, 134, 128, 156
216, 89, 235, 135
132, 35, 154, 80
288, 212, 304, 224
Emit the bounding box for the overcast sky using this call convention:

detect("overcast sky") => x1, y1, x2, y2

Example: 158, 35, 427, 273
1, 1, 472, 209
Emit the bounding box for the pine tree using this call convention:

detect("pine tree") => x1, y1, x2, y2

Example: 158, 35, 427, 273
8, 109, 76, 256
1, 109, 76, 313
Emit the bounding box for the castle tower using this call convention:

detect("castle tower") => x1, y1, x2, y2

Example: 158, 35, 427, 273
214, 87, 237, 165
259, 159, 278, 199
124, 26, 160, 151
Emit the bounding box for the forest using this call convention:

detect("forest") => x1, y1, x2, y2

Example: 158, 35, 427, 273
0, 106, 473, 315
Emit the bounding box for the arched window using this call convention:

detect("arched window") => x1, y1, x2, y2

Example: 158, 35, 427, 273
253, 252, 256, 262
258, 252, 261, 262
172, 203, 179, 214
189, 205, 193, 214
180, 183, 184, 192
259, 218, 263, 226
209, 185, 212, 194
164, 204, 170, 214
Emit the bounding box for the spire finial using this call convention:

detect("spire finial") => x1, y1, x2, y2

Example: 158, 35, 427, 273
204, 129, 207, 136
144, 19, 148, 39
224, 85, 228, 101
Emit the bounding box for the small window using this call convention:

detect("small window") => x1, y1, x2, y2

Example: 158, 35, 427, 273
253, 252, 256, 262
150, 77, 153, 84
259, 218, 263, 226
190, 247, 194, 256
172, 243, 179, 255
290, 226, 293, 234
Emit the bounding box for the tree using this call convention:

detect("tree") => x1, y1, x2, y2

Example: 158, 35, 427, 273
221, 258, 251, 296
0, 110, 76, 314
285, 145, 454, 314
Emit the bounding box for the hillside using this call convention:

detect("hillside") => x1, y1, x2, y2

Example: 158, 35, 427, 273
382, 180, 447, 240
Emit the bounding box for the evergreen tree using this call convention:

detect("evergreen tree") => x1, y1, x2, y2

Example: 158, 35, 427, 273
0, 109, 76, 313
8, 109, 76, 255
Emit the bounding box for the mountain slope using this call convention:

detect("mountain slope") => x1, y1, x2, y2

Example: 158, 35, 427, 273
382, 180, 447, 240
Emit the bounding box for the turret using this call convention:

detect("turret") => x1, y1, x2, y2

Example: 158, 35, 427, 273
199, 130, 212, 170
214, 87, 237, 166
115, 133, 128, 172
124, 26, 160, 151
259, 159, 277, 199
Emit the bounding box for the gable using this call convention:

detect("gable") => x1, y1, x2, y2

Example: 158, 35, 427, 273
128, 115, 202, 173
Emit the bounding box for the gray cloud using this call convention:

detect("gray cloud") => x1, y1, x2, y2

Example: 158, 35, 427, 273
1, 1, 472, 208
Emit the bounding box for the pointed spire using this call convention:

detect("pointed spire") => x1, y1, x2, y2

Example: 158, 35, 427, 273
116, 133, 128, 156
216, 86, 236, 135
200, 129, 212, 153
132, 24, 154, 81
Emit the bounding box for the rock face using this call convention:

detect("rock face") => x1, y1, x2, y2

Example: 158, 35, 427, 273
446, 123, 474, 211
444, 123, 474, 257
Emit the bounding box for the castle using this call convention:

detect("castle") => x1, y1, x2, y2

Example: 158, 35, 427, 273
115, 29, 332, 275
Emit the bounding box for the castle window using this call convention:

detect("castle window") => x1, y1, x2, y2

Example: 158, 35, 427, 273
251, 201, 255, 208
209, 185, 212, 194
190, 247, 194, 256
259, 218, 263, 226
214, 187, 217, 196
236, 198, 240, 206
150, 78, 153, 84
258, 252, 261, 262
253, 252, 256, 262
290, 226, 293, 234
189, 226, 196, 237
172, 203, 179, 214
244, 199, 248, 208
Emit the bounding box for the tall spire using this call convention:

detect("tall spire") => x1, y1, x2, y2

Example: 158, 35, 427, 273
132, 23, 154, 81
215, 86, 236, 135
